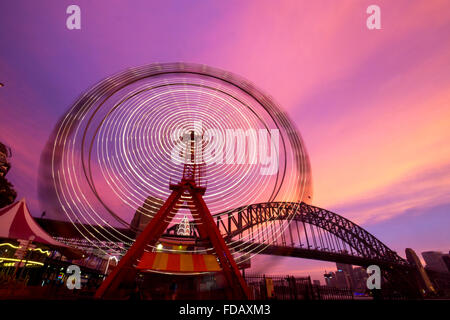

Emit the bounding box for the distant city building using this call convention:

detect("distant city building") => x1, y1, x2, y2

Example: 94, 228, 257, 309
323, 271, 337, 287
336, 263, 353, 276
422, 251, 449, 273
336, 263, 354, 289
405, 248, 436, 295
323, 263, 369, 293
0, 142, 12, 177
352, 267, 369, 293
313, 280, 321, 286
335, 270, 352, 289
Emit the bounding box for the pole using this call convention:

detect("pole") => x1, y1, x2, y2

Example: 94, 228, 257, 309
11, 236, 34, 282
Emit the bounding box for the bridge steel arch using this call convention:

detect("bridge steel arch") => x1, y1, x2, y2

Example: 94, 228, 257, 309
166, 202, 410, 270
208, 202, 423, 298
166, 201, 424, 298
212, 202, 409, 268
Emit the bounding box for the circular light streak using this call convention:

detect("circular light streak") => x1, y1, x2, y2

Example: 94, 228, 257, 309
39, 63, 313, 266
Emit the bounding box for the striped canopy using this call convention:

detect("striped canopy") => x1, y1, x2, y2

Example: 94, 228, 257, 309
137, 251, 221, 273
0, 198, 68, 247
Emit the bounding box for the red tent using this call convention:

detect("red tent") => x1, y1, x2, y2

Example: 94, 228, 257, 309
0, 199, 80, 258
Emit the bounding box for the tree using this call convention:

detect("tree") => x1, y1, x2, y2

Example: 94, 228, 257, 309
0, 175, 17, 208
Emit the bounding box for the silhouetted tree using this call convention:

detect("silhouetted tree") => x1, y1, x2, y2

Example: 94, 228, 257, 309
0, 175, 17, 208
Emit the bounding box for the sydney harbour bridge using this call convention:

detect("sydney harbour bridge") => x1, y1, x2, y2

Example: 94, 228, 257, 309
166, 202, 408, 270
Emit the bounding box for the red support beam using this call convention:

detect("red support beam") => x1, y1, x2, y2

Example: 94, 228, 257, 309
95, 188, 183, 299
95, 179, 250, 300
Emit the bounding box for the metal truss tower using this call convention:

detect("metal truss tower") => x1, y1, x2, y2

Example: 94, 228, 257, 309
95, 131, 250, 299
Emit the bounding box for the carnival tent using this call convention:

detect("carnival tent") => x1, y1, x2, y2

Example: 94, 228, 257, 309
0, 199, 81, 258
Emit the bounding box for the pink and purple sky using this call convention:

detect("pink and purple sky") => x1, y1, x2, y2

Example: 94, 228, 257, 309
1, 1, 449, 282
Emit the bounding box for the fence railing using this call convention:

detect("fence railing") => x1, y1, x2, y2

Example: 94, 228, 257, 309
244, 274, 354, 300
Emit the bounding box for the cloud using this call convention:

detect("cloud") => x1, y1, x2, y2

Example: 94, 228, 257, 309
331, 163, 450, 226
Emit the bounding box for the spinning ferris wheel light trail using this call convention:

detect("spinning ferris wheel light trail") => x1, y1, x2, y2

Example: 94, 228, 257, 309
38, 62, 313, 298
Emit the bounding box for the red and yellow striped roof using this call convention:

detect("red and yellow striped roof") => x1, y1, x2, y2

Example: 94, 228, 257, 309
137, 252, 221, 273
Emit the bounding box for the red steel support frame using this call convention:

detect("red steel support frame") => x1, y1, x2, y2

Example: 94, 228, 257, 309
95, 179, 251, 299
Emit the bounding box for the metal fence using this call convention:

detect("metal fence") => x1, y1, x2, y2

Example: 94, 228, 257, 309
244, 274, 353, 300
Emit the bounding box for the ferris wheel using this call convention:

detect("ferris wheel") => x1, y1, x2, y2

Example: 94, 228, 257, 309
39, 62, 312, 272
